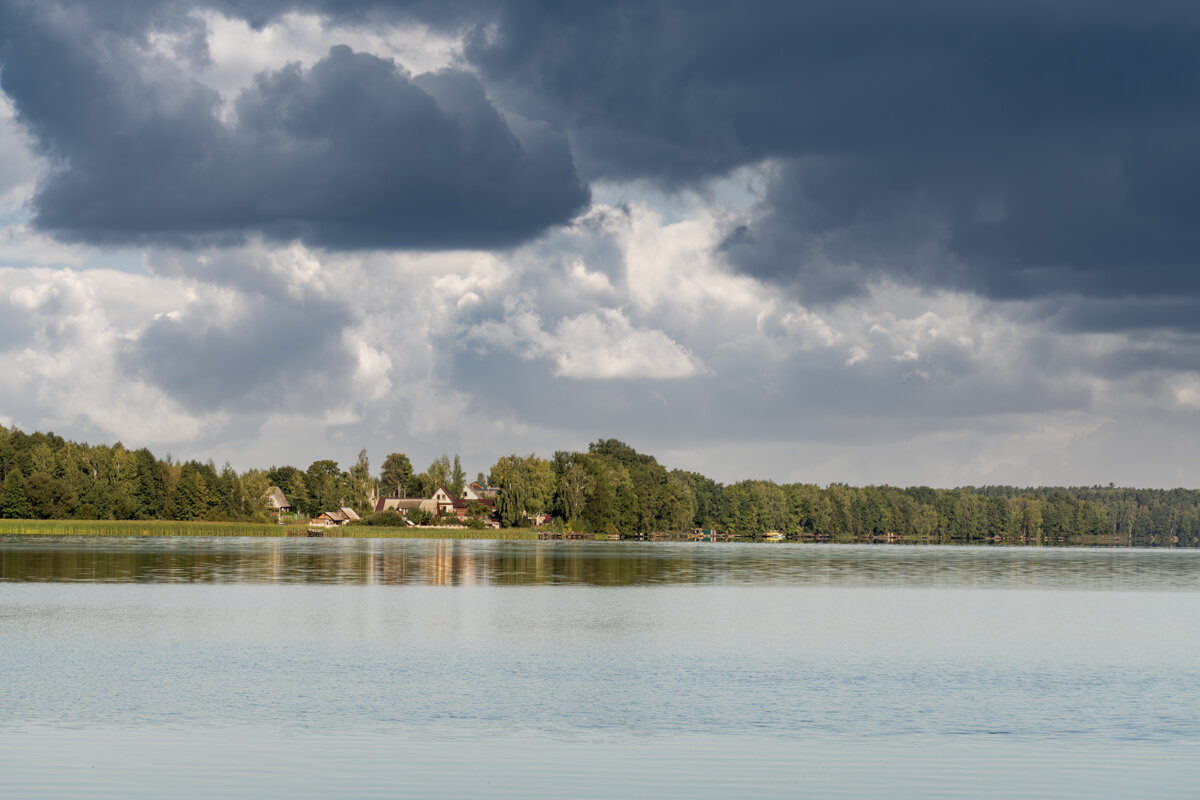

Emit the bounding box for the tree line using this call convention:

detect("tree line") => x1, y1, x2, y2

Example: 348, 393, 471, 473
1, 425, 1197, 544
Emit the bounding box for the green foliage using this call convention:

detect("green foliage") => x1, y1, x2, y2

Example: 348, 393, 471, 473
450, 455, 466, 494
464, 500, 492, 520
489, 453, 555, 527
407, 508, 433, 526
24, 471, 75, 519
305, 459, 347, 512
348, 449, 373, 515
362, 510, 408, 527
420, 454, 452, 497
0, 471, 32, 518
267, 465, 307, 513
379, 453, 414, 497
555, 460, 593, 525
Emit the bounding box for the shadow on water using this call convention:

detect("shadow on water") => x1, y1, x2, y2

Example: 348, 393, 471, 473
1, 536, 1198, 590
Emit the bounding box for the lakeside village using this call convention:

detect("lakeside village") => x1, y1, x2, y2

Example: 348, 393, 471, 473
270, 482, 741, 541
275, 481, 507, 533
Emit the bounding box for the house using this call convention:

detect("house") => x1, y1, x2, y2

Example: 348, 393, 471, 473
311, 507, 361, 527
464, 481, 499, 500
372, 489, 496, 525
374, 497, 425, 515
266, 486, 292, 512
431, 486, 468, 521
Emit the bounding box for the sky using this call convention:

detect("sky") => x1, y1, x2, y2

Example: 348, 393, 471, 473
2, 0, 1200, 488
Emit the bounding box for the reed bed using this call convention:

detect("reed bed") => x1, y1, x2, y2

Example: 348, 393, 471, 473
0, 519, 540, 540
0, 519, 293, 537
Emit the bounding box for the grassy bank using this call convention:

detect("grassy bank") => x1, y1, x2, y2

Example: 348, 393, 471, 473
0, 519, 291, 537
0, 519, 542, 539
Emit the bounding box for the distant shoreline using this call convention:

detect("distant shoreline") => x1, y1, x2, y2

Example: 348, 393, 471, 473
0, 519, 1192, 547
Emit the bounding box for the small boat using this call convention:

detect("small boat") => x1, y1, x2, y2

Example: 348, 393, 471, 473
762, 530, 785, 542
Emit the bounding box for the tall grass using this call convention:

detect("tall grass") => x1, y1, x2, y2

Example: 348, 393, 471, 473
0, 519, 541, 540
0, 519, 293, 537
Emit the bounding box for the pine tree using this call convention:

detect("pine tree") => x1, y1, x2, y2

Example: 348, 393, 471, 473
0, 471, 33, 519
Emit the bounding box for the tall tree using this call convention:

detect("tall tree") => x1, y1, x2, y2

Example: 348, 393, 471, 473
349, 449, 373, 514
555, 461, 593, 525
450, 455, 466, 494
379, 453, 414, 497
489, 454, 556, 528
306, 460, 344, 512
24, 471, 74, 519
422, 454, 451, 495
0, 471, 32, 518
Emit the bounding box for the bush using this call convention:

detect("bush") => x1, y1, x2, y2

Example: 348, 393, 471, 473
363, 510, 407, 527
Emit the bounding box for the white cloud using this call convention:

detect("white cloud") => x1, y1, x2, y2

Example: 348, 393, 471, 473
7, 181, 1200, 488
187, 11, 464, 107
0, 267, 225, 445
553, 309, 710, 379
464, 300, 708, 380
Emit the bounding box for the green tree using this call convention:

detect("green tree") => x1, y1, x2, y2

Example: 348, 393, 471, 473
659, 472, 698, 531
450, 455, 466, 494
24, 471, 75, 519
239, 469, 272, 521
133, 448, 166, 519
379, 453, 414, 497
489, 454, 556, 527
0, 470, 32, 518
306, 460, 344, 512
555, 461, 594, 525
423, 454, 452, 494
349, 448, 373, 514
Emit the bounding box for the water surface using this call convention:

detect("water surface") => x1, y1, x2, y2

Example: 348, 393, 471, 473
2, 537, 1198, 798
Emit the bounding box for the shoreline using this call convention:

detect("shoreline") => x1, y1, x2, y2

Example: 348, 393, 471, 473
0, 519, 1192, 547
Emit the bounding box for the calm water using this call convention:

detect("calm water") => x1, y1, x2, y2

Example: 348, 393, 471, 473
2, 537, 1198, 798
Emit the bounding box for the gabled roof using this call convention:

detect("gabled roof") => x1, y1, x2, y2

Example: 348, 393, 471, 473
376, 498, 424, 513
435, 486, 467, 509
338, 507, 360, 521
266, 486, 291, 509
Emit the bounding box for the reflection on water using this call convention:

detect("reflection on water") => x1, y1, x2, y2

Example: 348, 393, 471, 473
2, 536, 1199, 590
3, 536, 1200, 799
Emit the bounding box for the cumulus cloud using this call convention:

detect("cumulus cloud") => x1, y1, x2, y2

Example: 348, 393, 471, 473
0, 5, 587, 249
465, 300, 708, 380
0, 267, 226, 444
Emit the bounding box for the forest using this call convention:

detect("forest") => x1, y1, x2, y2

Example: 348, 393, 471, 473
1, 425, 1197, 545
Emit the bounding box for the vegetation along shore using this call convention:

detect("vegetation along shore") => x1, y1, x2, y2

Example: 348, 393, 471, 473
1, 425, 1198, 546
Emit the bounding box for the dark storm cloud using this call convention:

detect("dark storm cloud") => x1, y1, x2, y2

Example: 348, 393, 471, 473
7, 0, 1200, 303
459, 0, 1200, 302
0, 2, 586, 249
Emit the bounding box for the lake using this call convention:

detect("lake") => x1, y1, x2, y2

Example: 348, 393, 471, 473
2, 536, 1198, 798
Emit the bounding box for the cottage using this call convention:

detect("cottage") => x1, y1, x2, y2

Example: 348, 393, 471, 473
464, 481, 499, 500
431, 486, 468, 521
312, 507, 361, 527
265, 486, 294, 520
374, 497, 424, 515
